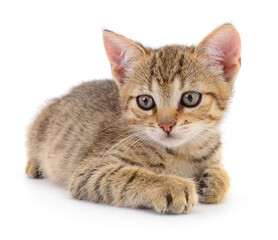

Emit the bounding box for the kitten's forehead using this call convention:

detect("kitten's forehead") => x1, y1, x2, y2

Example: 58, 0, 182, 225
148, 45, 196, 86
130, 44, 223, 101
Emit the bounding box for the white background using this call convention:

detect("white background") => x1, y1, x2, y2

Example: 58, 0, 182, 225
1, 0, 277, 239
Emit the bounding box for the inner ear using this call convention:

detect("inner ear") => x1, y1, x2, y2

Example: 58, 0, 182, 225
103, 30, 146, 86
196, 24, 241, 82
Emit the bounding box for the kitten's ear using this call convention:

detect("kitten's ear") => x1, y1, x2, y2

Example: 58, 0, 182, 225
196, 24, 241, 82
103, 30, 146, 86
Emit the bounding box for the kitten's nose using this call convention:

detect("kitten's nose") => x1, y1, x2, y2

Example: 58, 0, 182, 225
159, 122, 175, 133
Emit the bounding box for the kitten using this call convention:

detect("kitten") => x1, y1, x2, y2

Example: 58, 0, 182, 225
26, 24, 241, 214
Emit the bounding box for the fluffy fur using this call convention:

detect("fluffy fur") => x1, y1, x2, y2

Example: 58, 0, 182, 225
26, 24, 241, 214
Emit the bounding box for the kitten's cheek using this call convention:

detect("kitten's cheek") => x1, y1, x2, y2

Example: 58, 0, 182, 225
125, 118, 137, 125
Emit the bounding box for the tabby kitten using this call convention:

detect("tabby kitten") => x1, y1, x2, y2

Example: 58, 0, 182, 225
26, 24, 241, 214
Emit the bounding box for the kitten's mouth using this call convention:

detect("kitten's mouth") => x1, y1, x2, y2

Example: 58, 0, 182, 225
165, 133, 175, 139
161, 133, 183, 141
156, 133, 186, 148
145, 129, 186, 148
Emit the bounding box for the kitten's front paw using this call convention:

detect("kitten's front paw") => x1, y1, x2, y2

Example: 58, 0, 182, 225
198, 168, 230, 204
148, 177, 198, 214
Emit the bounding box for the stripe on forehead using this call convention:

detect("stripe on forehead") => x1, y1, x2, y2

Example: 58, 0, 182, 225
149, 46, 188, 85
151, 76, 182, 108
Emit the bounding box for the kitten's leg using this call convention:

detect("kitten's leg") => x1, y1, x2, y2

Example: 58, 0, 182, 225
69, 158, 198, 214
198, 167, 230, 203
25, 158, 43, 179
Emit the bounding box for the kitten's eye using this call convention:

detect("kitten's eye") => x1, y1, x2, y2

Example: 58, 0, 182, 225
137, 95, 155, 110
181, 92, 202, 108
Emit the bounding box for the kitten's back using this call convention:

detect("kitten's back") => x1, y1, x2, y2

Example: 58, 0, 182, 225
27, 80, 120, 185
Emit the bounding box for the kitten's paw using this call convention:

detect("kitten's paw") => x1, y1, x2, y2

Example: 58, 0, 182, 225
149, 177, 198, 214
198, 168, 229, 204
25, 159, 43, 179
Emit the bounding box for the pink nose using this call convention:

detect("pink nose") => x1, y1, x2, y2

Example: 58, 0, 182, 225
159, 122, 175, 133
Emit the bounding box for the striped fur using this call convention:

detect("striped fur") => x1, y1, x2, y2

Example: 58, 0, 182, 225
26, 24, 240, 214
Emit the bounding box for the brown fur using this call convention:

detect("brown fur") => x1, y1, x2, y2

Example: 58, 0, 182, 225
26, 24, 241, 214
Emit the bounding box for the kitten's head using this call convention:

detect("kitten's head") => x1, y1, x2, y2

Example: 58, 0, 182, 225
103, 24, 241, 148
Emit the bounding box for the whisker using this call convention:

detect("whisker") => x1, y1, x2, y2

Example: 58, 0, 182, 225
96, 118, 122, 134
121, 131, 147, 159
197, 133, 218, 155
100, 130, 143, 160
